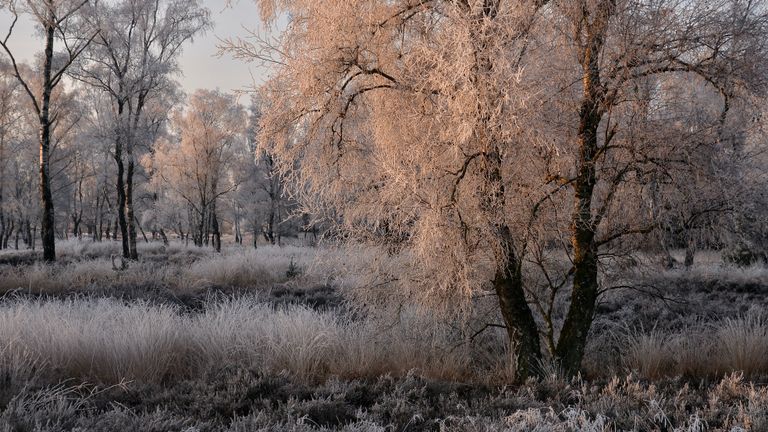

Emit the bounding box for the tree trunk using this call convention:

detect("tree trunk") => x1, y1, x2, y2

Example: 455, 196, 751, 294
234, 213, 242, 245
114, 100, 131, 258
196, 205, 207, 247
0, 129, 4, 251
495, 226, 542, 380
556, 210, 599, 376
204, 214, 209, 246
124, 94, 148, 259
684, 236, 696, 268
135, 215, 149, 244
211, 208, 221, 253
25, 220, 32, 249
159, 228, 169, 246
72, 215, 81, 240
266, 195, 277, 245
115, 156, 129, 254
95, 189, 103, 242
555, 18, 605, 375
3, 218, 13, 249
126, 158, 138, 259
38, 19, 57, 263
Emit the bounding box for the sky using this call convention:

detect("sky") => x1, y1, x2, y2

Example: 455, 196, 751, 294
0, 0, 273, 93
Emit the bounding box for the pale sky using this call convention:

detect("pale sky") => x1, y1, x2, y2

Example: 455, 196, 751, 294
0, 0, 273, 93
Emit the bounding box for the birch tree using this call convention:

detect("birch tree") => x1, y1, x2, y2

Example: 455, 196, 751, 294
243, 97, 294, 245
71, 0, 209, 259
0, 65, 36, 249
232, 0, 768, 378
0, 67, 21, 248
154, 89, 245, 252
0, 0, 96, 261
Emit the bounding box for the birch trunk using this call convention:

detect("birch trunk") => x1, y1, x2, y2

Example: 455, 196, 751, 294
38, 16, 57, 262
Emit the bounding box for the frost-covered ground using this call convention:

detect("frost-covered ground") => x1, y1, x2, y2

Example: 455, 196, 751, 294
0, 240, 767, 431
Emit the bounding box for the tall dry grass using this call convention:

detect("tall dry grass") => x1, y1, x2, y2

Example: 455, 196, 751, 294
621, 311, 768, 379
3, 242, 768, 386
0, 297, 479, 386
0, 295, 766, 388
0, 243, 331, 296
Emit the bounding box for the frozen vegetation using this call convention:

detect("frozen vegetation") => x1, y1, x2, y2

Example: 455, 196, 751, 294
0, 242, 766, 430
3, 0, 768, 429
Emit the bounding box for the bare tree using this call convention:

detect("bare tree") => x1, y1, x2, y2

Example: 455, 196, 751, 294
71, 0, 209, 260
154, 89, 245, 252
0, 68, 22, 249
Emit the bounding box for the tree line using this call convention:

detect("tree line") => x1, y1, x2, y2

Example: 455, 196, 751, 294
0, 0, 307, 261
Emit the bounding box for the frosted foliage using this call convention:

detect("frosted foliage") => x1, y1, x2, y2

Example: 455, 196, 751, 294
245, 0, 768, 319
154, 89, 246, 216
251, 0, 553, 313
